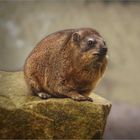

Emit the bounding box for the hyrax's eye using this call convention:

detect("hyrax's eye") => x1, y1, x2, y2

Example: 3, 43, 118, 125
87, 39, 96, 47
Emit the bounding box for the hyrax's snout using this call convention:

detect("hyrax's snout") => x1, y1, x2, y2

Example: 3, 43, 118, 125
98, 39, 107, 56
99, 47, 108, 56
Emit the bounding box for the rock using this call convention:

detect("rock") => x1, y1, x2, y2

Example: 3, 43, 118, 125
0, 71, 111, 139
0, 107, 54, 139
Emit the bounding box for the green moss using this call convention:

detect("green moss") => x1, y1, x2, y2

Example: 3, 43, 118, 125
0, 107, 54, 139
23, 98, 111, 139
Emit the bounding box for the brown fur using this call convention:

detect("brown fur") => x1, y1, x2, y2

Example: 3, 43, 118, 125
24, 28, 108, 101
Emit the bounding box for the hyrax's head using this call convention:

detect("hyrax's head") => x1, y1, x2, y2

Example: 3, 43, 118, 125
70, 28, 108, 67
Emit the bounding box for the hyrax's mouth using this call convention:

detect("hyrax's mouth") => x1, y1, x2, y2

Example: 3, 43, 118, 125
92, 47, 108, 57
92, 47, 107, 62
92, 52, 100, 55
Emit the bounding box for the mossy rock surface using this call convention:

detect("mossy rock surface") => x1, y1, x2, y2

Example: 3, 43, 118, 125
0, 71, 111, 139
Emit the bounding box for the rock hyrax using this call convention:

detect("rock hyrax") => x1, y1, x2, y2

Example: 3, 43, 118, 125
24, 28, 108, 102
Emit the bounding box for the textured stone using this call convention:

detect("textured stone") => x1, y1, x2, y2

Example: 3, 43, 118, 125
0, 107, 54, 139
0, 71, 111, 139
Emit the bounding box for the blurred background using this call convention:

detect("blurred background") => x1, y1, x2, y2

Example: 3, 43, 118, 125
0, 0, 140, 138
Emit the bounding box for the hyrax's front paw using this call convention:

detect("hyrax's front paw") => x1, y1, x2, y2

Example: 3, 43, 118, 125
37, 92, 52, 99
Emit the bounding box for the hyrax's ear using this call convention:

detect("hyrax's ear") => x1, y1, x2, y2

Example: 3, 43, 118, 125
72, 32, 80, 42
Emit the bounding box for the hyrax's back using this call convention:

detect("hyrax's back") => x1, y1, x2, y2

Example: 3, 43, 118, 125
24, 29, 74, 96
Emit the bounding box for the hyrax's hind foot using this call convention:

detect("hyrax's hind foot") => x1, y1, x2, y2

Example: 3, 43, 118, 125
37, 92, 52, 99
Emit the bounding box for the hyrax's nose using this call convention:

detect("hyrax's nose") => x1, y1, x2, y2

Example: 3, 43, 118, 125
99, 47, 108, 55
